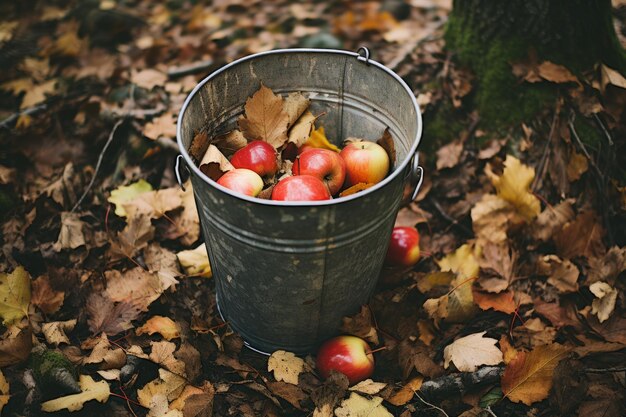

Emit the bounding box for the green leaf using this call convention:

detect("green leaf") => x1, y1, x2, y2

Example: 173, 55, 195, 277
107, 179, 153, 217
479, 387, 503, 408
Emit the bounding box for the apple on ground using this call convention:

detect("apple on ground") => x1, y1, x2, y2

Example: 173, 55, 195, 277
230, 140, 279, 177
293, 149, 346, 195
271, 175, 331, 201
316, 335, 374, 385
216, 168, 264, 197
340, 140, 390, 187
385, 227, 420, 267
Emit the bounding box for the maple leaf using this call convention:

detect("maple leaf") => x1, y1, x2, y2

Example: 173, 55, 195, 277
123, 187, 182, 220
0, 370, 9, 414
386, 377, 423, 406
444, 332, 503, 372
86, 293, 141, 336
21, 79, 57, 109
334, 393, 392, 417
306, 126, 340, 152
238, 84, 289, 148
0, 266, 31, 326
485, 155, 540, 221
31, 275, 64, 314
501, 344, 569, 405
177, 244, 212, 277
108, 179, 154, 217
40, 375, 110, 412
42, 319, 77, 346
589, 282, 618, 323
268, 350, 306, 385
137, 316, 181, 341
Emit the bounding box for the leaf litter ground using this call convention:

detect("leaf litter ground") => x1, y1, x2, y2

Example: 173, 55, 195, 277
0, 1, 625, 417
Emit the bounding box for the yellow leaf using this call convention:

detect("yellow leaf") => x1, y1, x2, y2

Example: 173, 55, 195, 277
288, 110, 316, 147
0, 266, 31, 326
501, 344, 568, 405
0, 370, 9, 413
20, 79, 57, 109
339, 183, 375, 197
137, 316, 181, 341
268, 350, 305, 385
138, 369, 186, 407
42, 319, 77, 346
443, 332, 503, 372
0, 21, 18, 43
486, 155, 540, 221
305, 126, 340, 152
437, 244, 480, 280
335, 393, 393, 417
107, 179, 154, 217
386, 376, 423, 406
41, 375, 110, 412
0, 78, 33, 95
177, 244, 212, 278
348, 379, 387, 395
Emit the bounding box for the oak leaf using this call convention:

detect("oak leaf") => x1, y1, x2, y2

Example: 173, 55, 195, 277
177, 244, 212, 277
268, 350, 306, 385
108, 180, 154, 217
40, 375, 110, 412
590, 282, 617, 323
485, 155, 540, 221
335, 393, 392, 417
444, 332, 503, 372
137, 316, 181, 341
501, 343, 568, 405
0, 266, 31, 326
238, 84, 289, 148
306, 126, 340, 152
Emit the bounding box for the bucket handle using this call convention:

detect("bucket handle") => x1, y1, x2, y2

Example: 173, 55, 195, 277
408, 152, 424, 202
356, 47, 371, 65
175, 154, 191, 191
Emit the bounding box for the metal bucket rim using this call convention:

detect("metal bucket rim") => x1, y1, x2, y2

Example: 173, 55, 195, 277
176, 47, 422, 207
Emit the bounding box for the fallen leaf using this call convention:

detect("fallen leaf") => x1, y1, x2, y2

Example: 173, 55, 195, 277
21, 79, 57, 109
311, 371, 349, 417
397, 339, 443, 379
169, 385, 203, 410
417, 320, 435, 346
108, 179, 154, 217
283, 92, 310, 127
586, 246, 626, 285
174, 343, 202, 382
566, 150, 588, 182
123, 187, 183, 221
554, 210, 605, 259
499, 335, 519, 365
0, 266, 31, 326
213, 129, 248, 156
132, 69, 167, 90
438, 244, 480, 280
105, 268, 163, 311
0, 370, 9, 413
386, 376, 423, 406
416, 271, 455, 293
138, 369, 187, 407
533, 300, 580, 329
339, 183, 375, 197
590, 282, 618, 323
176, 382, 214, 416
477, 242, 516, 293
238, 84, 289, 148
199, 144, 234, 181
472, 289, 516, 314
532, 199, 575, 241
41, 375, 110, 412
137, 316, 181, 341
0, 166, 15, 184
50, 21, 85, 57
144, 112, 177, 140
86, 293, 141, 336
144, 243, 180, 290
471, 195, 515, 246
341, 306, 379, 345
577, 399, 624, 417
436, 140, 463, 170
349, 379, 387, 395
267, 381, 307, 409
164, 182, 200, 246
42, 319, 77, 346
177, 244, 212, 277
478, 139, 504, 160
268, 350, 305, 385
335, 393, 392, 417
377, 128, 396, 167
288, 110, 316, 147
485, 155, 541, 221
537, 61, 579, 84
53, 212, 86, 251
444, 332, 503, 372
83, 334, 126, 369
600, 64, 626, 92
501, 343, 569, 405
108, 212, 155, 261
150, 341, 186, 375
537, 255, 580, 292
306, 126, 340, 152
0, 324, 32, 367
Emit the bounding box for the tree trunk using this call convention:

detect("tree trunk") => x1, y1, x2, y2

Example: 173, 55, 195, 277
445, 0, 626, 126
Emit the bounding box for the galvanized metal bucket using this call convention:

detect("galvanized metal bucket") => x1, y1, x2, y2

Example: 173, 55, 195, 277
176, 48, 423, 354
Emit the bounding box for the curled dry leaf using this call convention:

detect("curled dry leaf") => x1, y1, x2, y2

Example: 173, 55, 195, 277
306, 126, 340, 152
339, 183, 375, 197
443, 332, 503, 372
334, 393, 393, 417
501, 343, 568, 405
531, 199, 575, 242
288, 110, 316, 147
589, 282, 618, 323
213, 129, 248, 156
238, 84, 289, 148
537, 255, 579, 293
199, 144, 234, 181
0, 266, 31, 326
377, 128, 396, 167
386, 376, 423, 406
477, 242, 516, 293
40, 375, 110, 412
268, 350, 306, 385
53, 212, 86, 251
177, 244, 212, 277
137, 316, 181, 341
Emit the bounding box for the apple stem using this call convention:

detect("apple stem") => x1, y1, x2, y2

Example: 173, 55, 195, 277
367, 346, 388, 355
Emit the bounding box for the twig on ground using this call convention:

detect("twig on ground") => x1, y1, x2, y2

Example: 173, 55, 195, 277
71, 118, 124, 213
416, 366, 504, 400
414, 392, 450, 417
568, 116, 603, 179
532, 101, 560, 192
167, 59, 214, 78
485, 406, 499, 417
0, 104, 47, 130
585, 366, 626, 373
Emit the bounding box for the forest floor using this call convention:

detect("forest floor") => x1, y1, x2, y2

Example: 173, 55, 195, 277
0, 1, 625, 416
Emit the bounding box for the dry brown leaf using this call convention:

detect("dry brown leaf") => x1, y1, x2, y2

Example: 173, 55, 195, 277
486, 155, 540, 221
537, 61, 579, 84
600, 64, 626, 92
532, 199, 575, 241
137, 316, 181, 341
377, 128, 396, 167
174, 343, 202, 382
335, 393, 393, 417
164, 182, 200, 246
266, 381, 308, 410
386, 376, 423, 406
586, 246, 626, 285
132, 69, 167, 90
397, 339, 443, 379
288, 110, 316, 147
213, 129, 248, 156
83, 334, 126, 369
477, 242, 516, 293
533, 300, 580, 329
42, 319, 76, 346
501, 344, 569, 405
144, 112, 177, 140
554, 210, 605, 259
339, 183, 375, 197
108, 180, 154, 217
86, 293, 141, 336
124, 187, 182, 220
0, 370, 9, 413
590, 282, 618, 323
417, 320, 435, 346
21, 79, 57, 109
150, 341, 186, 376
105, 268, 163, 312
283, 92, 310, 127
138, 368, 187, 408
0, 166, 15, 185
478, 139, 504, 160
444, 332, 503, 372
537, 255, 580, 292
144, 243, 179, 291
0, 324, 32, 367
472, 289, 516, 314
566, 150, 589, 182
108, 212, 155, 261
31, 275, 64, 314
238, 84, 289, 148
349, 379, 387, 395
471, 195, 515, 246
177, 244, 212, 277
499, 335, 519, 365
341, 306, 379, 345
199, 144, 234, 181
436, 140, 463, 170
53, 212, 86, 251
268, 350, 305, 385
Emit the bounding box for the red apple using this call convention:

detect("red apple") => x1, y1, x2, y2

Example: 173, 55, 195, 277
316, 335, 374, 385
293, 149, 346, 195
271, 175, 331, 201
216, 168, 264, 197
385, 227, 420, 266
339, 141, 390, 187
230, 140, 278, 177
